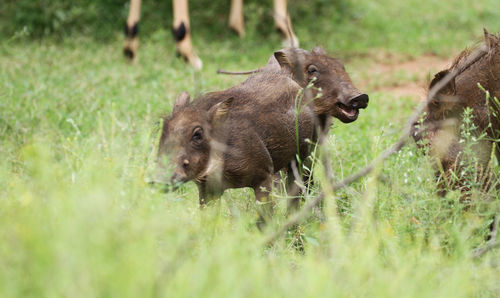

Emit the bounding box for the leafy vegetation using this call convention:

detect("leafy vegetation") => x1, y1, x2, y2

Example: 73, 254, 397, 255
1, 0, 500, 296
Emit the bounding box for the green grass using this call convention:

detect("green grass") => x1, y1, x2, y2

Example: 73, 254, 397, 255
1, 1, 500, 297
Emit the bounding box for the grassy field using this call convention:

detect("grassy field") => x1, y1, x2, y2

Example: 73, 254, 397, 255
1, 0, 500, 297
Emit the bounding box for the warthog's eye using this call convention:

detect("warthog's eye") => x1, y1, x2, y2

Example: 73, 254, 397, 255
307, 65, 319, 75
430, 97, 440, 107
191, 127, 204, 144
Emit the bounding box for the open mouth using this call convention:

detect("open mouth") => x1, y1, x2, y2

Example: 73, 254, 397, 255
337, 103, 359, 120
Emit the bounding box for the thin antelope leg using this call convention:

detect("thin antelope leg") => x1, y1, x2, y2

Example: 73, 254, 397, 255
273, 0, 299, 47
228, 0, 245, 37
123, 0, 141, 61
172, 0, 203, 69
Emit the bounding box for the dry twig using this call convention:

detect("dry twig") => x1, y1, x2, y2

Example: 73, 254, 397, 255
472, 214, 499, 259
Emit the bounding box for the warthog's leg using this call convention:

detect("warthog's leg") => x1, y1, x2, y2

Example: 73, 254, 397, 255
254, 175, 274, 230
285, 165, 301, 214
197, 183, 220, 207
228, 0, 245, 37
285, 158, 315, 213
123, 0, 141, 62
273, 0, 298, 47
172, 0, 202, 69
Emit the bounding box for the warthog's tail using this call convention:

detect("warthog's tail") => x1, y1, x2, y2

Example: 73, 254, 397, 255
216, 68, 263, 75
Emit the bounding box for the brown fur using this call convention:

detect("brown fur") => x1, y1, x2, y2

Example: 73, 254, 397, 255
195, 47, 368, 211
414, 29, 500, 194
266, 47, 369, 129
158, 47, 369, 216
158, 72, 315, 222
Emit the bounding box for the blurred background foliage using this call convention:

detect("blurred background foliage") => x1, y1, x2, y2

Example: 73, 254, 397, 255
0, 0, 349, 40
2, 0, 499, 56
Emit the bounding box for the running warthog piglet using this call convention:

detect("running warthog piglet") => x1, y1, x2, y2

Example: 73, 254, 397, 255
157, 72, 315, 224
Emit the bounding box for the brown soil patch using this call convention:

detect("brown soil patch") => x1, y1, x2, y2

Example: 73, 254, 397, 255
355, 54, 451, 101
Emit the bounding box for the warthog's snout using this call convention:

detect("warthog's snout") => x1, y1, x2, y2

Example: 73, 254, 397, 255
348, 94, 369, 109
147, 180, 171, 193
170, 172, 188, 186
148, 174, 185, 193
336, 93, 369, 123
146, 168, 186, 193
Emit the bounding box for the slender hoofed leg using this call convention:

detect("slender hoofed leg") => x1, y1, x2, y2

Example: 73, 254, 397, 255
273, 0, 299, 47
123, 0, 141, 62
172, 0, 203, 69
228, 0, 245, 37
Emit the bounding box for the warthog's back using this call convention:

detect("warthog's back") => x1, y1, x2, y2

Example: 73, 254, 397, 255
195, 71, 315, 173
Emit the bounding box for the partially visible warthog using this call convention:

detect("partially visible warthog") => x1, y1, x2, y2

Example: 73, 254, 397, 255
157, 72, 315, 223
413, 29, 500, 194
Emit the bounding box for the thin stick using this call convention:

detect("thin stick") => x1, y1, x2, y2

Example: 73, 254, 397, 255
263, 44, 489, 246
471, 241, 500, 259
472, 214, 499, 259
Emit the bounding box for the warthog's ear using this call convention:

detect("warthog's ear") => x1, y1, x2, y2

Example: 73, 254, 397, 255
274, 48, 305, 82
208, 97, 234, 126
172, 91, 190, 114
311, 46, 327, 55
274, 49, 294, 73
430, 70, 456, 95
484, 28, 499, 50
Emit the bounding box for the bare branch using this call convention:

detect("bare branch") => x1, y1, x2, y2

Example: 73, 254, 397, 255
263, 44, 489, 246
471, 241, 500, 259
472, 214, 499, 259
